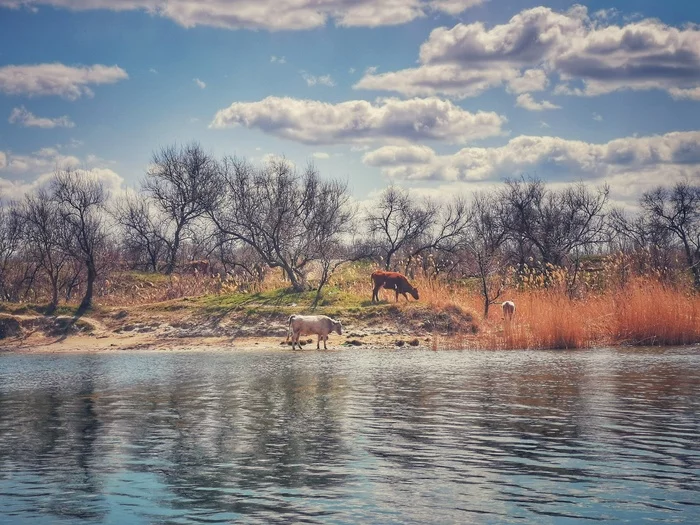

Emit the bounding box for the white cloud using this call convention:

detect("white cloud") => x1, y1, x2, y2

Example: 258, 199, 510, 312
515, 93, 561, 111
593, 112, 603, 121
429, 0, 483, 16
0, 0, 483, 30
210, 96, 506, 145
193, 77, 206, 89
355, 63, 519, 99
270, 55, 286, 64
0, 147, 124, 200
149, 67, 158, 74
355, 6, 700, 99
301, 72, 335, 87
361, 131, 700, 204
8, 106, 75, 128
348, 67, 356, 74
312, 152, 330, 159
506, 69, 548, 94
669, 87, 700, 100
0, 63, 128, 99
539, 120, 550, 128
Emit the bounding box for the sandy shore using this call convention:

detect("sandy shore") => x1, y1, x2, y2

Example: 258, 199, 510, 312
0, 310, 436, 353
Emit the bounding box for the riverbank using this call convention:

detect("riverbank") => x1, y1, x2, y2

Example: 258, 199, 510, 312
2, 274, 700, 352
0, 295, 476, 353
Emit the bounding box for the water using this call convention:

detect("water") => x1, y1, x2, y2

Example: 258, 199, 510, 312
0, 347, 699, 524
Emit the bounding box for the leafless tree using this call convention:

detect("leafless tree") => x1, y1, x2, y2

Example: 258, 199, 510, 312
0, 199, 24, 301
208, 157, 354, 292
501, 178, 609, 276
641, 181, 700, 289
609, 206, 677, 276
52, 168, 108, 310
366, 186, 436, 271
464, 193, 508, 318
113, 192, 167, 272
144, 142, 220, 274
17, 189, 70, 310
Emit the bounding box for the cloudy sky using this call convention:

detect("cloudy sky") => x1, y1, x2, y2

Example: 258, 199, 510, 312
1, 0, 699, 206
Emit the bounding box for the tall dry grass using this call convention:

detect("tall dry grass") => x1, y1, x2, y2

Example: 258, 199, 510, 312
417, 276, 700, 350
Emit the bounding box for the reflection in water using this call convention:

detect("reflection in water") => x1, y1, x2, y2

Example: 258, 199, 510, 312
1, 348, 699, 523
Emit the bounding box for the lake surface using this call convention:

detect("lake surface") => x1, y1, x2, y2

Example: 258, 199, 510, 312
1, 347, 699, 524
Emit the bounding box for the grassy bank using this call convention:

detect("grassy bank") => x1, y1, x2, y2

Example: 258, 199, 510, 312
1, 266, 699, 351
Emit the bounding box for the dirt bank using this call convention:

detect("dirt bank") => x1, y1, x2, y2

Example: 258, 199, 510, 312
0, 299, 477, 353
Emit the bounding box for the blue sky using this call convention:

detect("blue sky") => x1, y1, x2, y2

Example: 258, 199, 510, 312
1, 0, 699, 207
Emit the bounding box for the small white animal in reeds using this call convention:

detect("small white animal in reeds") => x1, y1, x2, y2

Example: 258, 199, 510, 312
502, 301, 516, 322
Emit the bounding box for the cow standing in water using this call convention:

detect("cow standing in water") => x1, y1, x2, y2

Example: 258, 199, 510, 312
371, 270, 419, 303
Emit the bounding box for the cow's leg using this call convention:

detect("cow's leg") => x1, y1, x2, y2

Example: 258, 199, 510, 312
372, 284, 380, 302
317, 335, 321, 349
293, 331, 300, 350
291, 331, 296, 350
323, 336, 328, 350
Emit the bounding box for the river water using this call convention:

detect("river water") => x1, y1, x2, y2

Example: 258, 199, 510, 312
0, 347, 699, 524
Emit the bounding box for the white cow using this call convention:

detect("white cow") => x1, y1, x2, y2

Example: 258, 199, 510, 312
502, 301, 516, 322
287, 314, 343, 350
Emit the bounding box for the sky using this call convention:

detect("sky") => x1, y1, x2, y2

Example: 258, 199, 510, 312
1, 0, 699, 208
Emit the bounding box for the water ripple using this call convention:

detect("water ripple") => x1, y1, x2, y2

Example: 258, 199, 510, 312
0, 347, 699, 523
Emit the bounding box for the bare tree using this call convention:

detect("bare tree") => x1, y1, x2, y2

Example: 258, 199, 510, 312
464, 193, 508, 318
0, 199, 23, 301
403, 195, 470, 273
52, 168, 108, 310
18, 190, 70, 310
366, 186, 436, 270
208, 157, 354, 292
113, 192, 167, 271
144, 142, 220, 274
501, 178, 609, 275
641, 181, 700, 288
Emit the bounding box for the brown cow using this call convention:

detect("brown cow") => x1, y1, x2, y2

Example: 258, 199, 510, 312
371, 270, 419, 303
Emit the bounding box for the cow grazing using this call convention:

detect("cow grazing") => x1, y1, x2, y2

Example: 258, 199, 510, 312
502, 301, 516, 322
371, 270, 419, 303
287, 314, 343, 350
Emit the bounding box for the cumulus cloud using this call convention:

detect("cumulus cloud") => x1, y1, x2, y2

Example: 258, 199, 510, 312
355, 64, 519, 99
0, 147, 124, 200
193, 77, 206, 89
210, 96, 505, 145
355, 5, 700, 99
515, 93, 561, 111
0, 63, 128, 99
0, 0, 483, 30
312, 152, 330, 159
361, 131, 700, 203
270, 55, 286, 64
8, 106, 75, 128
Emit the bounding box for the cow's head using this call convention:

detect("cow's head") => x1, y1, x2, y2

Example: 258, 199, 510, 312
410, 287, 419, 300
333, 320, 343, 335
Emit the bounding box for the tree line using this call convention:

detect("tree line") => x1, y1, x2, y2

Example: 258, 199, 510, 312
0, 142, 698, 315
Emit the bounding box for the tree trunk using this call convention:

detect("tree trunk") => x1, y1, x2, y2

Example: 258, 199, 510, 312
165, 224, 183, 275
49, 276, 59, 312
80, 261, 96, 310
